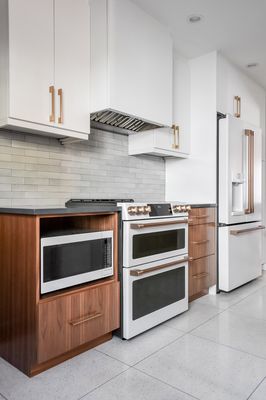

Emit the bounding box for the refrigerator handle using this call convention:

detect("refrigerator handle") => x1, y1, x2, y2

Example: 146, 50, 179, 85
244, 129, 255, 214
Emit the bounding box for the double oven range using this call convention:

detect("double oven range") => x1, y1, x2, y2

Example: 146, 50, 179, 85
118, 201, 189, 339
60, 199, 190, 339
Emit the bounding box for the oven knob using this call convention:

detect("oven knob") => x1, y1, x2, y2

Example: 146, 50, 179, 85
175, 205, 182, 213
128, 206, 137, 215
137, 206, 145, 214
186, 205, 191, 211
144, 205, 151, 214
181, 205, 187, 212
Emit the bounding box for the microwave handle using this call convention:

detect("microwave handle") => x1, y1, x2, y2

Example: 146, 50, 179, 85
130, 219, 188, 229
130, 257, 189, 276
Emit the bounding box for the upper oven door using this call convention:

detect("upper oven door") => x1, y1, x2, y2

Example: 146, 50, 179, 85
123, 217, 188, 267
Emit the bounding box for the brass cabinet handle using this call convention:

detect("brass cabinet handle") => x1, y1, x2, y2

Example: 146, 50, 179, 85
49, 86, 55, 122
230, 225, 265, 236
234, 95, 241, 118
172, 124, 180, 149
69, 312, 102, 327
195, 215, 209, 219
58, 88, 63, 124
130, 219, 188, 229
245, 129, 255, 214
192, 272, 209, 279
192, 239, 210, 245
130, 257, 189, 276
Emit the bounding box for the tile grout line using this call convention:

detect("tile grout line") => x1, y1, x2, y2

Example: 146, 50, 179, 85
132, 365, 201, 400
95, 329, 188, 370
0, 393, 8, 400
76, 368, 131, 400
246, 376, 266, 399
188, 330, 266, 362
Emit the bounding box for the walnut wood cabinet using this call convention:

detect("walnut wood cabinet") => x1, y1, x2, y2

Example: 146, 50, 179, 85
0, 211, 120, 376
188, 207, 217, 301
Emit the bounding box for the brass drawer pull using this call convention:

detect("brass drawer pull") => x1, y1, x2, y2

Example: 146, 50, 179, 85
195, 215, 209, 218
49, 85, 55, 122
234, 95, 241, 118
130, 219, 188, 229
172, 124, 180, 149
230, 225, 265, 236
58, 88, 63, 124
192, 272, 209, 279
69, 312, 102, 327
130, 257, 189, 276
192, 240, 210, 245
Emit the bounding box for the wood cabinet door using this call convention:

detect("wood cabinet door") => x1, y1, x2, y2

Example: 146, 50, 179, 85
38, 282, 120, 364
54, 0, 90, 134
189, 255, 216, 300
8, 0, 54, 125
189, 223, 215, 259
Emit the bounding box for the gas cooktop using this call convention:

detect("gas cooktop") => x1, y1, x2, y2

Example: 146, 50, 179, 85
65, 199, 191, 220
65, 199, 134, 207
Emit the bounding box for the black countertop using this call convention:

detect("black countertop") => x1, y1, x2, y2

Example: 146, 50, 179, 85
190, 204, 217, 208
0, 205, 121, 215
0, 203, 216, 215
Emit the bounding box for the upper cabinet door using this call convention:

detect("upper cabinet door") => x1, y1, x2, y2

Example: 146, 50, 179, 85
217, 54, 265, 128
54, 0, 90, 134
8, 0, 54, 125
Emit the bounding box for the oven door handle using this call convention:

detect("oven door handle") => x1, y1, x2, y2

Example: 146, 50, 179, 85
130, 219, 188, 229
130, 257, 189, 276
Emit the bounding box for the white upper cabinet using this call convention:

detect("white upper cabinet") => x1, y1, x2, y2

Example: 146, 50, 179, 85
90, 0, 173, 127
217, 54, 265, 128
0, 0, 90, 141
129, 53, 191, 158
54, 0, 90, 135
8, 0, 54, 127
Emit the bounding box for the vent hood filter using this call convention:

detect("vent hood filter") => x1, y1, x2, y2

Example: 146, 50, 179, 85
90, 110, 164, 135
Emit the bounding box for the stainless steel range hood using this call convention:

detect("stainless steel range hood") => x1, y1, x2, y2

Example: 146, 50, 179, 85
90, 109, 164, 135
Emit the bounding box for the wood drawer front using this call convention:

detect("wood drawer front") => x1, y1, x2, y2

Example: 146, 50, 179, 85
189, 208, 215, 226
37, 282, 120, 364
189, 255, 216, 299
189, 224, 215, 259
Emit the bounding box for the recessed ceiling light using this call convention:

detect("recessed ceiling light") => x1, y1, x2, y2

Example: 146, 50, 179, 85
246, 63, 258, 68
187, 14, 203, 23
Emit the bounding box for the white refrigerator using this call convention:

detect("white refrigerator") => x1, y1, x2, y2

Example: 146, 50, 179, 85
218, 114, 264, 291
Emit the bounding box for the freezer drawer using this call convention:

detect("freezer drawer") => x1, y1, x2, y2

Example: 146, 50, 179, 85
219, 222, 264, 292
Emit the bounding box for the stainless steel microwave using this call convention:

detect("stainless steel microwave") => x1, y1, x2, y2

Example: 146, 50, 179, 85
40, 230, 113, 294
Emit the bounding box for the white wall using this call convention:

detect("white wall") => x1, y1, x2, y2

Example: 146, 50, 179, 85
166, 51, 217, 203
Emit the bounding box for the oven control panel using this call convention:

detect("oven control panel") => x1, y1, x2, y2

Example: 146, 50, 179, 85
120, 202, 191, 220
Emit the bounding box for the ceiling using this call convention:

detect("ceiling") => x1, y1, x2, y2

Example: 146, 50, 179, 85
131, 0, 266, 88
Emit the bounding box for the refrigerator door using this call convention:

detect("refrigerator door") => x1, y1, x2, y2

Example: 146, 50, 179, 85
219, 115, 262, 225
219, 222, 264, 292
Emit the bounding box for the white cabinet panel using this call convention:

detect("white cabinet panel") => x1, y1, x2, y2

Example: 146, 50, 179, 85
55, 0, 90, 134
172, 54, 190, 156
217, 54, 265, 128
8, 0, 54, 125
129, 54, 190, 158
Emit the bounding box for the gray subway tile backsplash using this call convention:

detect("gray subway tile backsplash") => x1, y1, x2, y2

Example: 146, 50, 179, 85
0, 128, 165, 207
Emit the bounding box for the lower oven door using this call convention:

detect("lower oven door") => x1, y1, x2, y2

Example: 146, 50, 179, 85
123, 255, 188, 339
123, 217, 188, 267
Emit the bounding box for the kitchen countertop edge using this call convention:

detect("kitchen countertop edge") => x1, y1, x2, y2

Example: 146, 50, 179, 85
0, 206, 122, 215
